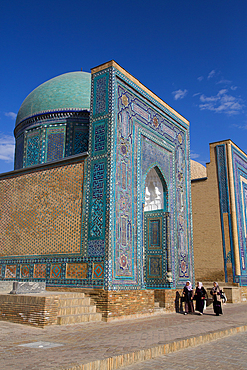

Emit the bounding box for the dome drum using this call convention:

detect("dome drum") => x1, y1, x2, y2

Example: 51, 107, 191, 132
14, 71, 91, 170
14, 116, 89, 170
14, 109, 89, 138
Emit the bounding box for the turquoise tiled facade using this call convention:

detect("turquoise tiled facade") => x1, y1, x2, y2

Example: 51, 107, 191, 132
216, 142, 247, 286
0, 61, 194, 290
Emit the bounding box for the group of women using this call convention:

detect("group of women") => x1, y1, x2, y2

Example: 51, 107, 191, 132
182, 281, 223, 316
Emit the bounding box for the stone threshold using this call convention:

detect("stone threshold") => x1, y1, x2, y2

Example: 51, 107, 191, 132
62, 325, 247, 370
102, 308, 173, 322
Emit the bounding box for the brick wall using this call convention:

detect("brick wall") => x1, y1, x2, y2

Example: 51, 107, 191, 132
47, 287, 186, 318
154, 289, 183, 312
0, 294, 59, 327
0, 161, 84, 258
47, 287, 155, 319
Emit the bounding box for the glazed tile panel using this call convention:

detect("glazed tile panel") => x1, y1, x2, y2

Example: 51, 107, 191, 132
111, 75, 192, 288
87, 65, 193, 289
0, 162, 84, 256
14, 134, 24, 170
231, 146, 247, 278
66, 263, 87, 279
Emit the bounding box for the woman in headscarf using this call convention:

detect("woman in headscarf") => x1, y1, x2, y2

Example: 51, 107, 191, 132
210, 282, 223, 316
194, 282, 207, 315
182, 281, 194, 315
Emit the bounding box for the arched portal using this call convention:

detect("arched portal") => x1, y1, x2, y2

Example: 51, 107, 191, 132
143, 167, 170, 288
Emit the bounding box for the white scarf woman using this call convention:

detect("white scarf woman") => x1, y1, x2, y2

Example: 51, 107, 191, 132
182, 281, 194, 315
194, 282, 207, 315
210, 282, 223, 316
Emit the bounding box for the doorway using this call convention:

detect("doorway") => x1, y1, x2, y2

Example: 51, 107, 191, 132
143, 167, 169, 288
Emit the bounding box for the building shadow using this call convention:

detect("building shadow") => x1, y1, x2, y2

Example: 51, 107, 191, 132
175, 291, 183, 313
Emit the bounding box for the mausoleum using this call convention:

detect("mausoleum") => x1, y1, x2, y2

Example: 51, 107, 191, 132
0, 61, 194, 319
192, 140, 247, 294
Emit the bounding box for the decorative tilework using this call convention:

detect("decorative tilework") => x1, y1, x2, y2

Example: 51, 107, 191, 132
89, 162, 106, 238
0, 257, 104, 287
149, 219, 162, 249
90, 199, 104, 237
132, 102, 150, 121
15, 110, 89, 170
4, 62, 193, 291
88, 65, 192, 290
14, 134, 24, 170
92, 163, 104, 198
0, 162, 83, 256
148, 256, 162, 278
50, 264, 62, 279
94, 123, 106, 152
179, 253, 189, 278
92, 262, 104, 279
215, 144, 233, 282
33, 264, 46, 278
46, 127, 65, 162
5, 265, 17, 279
216, 145, 229, 213
226, 251, 232, 263
88, 240, 105, 257
144, 211, 169, 287
121, 162, 127, 190
153, 117, 159, 128
119, 254, 128, 270
21, 265, 30, 278
231, 145, 247, 274
113, 80, 178, 286
94, 74, 108, 115
66, 263, 87, 279
26, 132, 40, 167
73, 129, 88, 154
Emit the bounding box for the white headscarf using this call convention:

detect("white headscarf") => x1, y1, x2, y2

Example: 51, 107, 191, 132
185, 281, 193, 291
212, 282, 219, 292
198, 282, 203, 289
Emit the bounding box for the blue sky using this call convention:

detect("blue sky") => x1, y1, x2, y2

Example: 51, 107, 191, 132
0, 0, 246, 173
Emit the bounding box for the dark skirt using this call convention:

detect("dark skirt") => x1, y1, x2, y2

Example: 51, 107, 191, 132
213, 299, 222, 315
195, 298, 205, 313
184, 300, 194, 313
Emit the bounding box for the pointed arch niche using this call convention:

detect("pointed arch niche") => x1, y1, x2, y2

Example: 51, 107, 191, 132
143, 166, 171, 288
144, 167, 168, 212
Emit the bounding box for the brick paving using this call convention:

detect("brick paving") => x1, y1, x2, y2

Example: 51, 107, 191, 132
120, 330, 247, 370
0, 303, 247, 369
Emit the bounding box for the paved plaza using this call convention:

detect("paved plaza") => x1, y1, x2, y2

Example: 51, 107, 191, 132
0, 303, 247, 369
120, 331, 247, 369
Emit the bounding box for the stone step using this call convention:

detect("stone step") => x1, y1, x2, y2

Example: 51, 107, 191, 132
154, 302, 160, 308
58, 297, 91, 307
55, 292, 86, 299
58, 305, 96, 316
57, 312, 102, 325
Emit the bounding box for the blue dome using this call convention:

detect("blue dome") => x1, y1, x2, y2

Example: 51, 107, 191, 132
15, 71, 91, 127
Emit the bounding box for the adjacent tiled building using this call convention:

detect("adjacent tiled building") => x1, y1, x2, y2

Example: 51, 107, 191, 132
192, 140, 247, 286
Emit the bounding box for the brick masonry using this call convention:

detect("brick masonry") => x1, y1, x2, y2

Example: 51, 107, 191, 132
0, 294, 59, 327
154, 289, 183, 312
46, 287, 185, 319
47, 287, 155, 320
0, 162, 84, 257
